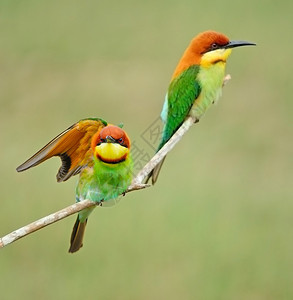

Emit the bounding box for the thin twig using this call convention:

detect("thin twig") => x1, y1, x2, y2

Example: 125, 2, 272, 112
129, 116, 196, 185
0, 75, 231, 249
0, 201, 92, 248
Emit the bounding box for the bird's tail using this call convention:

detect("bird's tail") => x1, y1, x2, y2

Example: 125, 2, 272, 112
145, 156, 166, 185
68, 216, 88, 253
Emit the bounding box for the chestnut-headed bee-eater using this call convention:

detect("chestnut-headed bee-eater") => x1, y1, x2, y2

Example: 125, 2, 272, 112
16, 118, 133, 253
146, 30, 255, 184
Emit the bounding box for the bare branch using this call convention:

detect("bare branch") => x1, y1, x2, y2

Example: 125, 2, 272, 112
0, 75, 231, 249
130, 116, 196, 185
0, 200, 93, 248
0, 183, 150, 248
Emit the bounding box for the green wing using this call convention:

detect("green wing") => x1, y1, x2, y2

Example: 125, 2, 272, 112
158, 65, 201, 150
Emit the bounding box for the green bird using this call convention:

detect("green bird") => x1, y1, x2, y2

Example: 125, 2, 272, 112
16, 119, 133, 253
147, 30, 255, 184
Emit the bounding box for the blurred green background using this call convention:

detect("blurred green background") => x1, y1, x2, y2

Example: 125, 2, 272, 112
1, 0, 292, 299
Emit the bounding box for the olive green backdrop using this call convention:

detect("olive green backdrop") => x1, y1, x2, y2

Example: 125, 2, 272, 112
1, 0, 292, 299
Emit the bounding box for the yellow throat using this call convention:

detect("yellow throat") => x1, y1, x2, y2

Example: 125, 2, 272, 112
95, 143, 129, 163
200, 48, 232, 68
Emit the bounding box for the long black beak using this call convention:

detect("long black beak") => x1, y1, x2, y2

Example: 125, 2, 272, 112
224, 40, 256, 49
105, 135, 116, 143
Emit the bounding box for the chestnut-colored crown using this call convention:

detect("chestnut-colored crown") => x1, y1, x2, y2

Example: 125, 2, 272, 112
171, 31, 230, 80
91, 125, 131, 150
189, 31, 229, 54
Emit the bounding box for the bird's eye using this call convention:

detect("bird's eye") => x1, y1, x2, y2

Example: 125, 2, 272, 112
211, 43, 218, 50
118, 138, 123, 143
100, 138, 106, 143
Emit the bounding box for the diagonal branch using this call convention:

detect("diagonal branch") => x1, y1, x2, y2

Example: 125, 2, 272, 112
0, 75, 231, 249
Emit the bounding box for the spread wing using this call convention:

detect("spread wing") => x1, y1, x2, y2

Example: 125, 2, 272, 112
158, 65, 201, 150
16, 118, 107, 182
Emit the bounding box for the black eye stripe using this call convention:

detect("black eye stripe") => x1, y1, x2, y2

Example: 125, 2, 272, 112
97, 138, 105, 145
96, 137, 126, 146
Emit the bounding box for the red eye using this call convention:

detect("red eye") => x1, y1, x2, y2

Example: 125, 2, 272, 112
118, 138, 123, 143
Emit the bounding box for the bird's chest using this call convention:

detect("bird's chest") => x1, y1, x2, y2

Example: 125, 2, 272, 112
190, 63, 226, 120
76, 161, 131, 203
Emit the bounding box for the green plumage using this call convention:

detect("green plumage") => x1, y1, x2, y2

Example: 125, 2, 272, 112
190, 63, 226, 119
148, 62, 226, 184
69, 155, 133, 252
158, 65, 201, 151
76, 156, 133, 206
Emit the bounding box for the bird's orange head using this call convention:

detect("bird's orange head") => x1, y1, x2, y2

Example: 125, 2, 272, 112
91, 125, 131, 164
190, 31, 230, 57
172, 30, 255, 79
